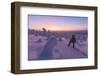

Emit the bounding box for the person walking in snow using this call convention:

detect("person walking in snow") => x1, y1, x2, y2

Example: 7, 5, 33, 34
68, 35, 76, 48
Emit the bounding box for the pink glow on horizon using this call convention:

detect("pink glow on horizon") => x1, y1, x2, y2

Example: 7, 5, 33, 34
29, 22, 87, 31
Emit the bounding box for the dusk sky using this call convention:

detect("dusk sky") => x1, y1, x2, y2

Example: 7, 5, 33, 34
28, 15, 88, 31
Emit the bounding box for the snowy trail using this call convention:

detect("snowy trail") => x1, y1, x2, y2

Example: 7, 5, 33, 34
53, 39, 87, 59
28, 35, 87, 60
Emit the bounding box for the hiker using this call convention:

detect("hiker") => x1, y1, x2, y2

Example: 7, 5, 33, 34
68, 35, 76, 48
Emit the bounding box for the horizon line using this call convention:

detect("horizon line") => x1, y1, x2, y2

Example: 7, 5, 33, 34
28, 29, 87, 32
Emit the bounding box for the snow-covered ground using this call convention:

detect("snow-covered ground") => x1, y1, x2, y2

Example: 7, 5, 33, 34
28, 33, 88, 61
